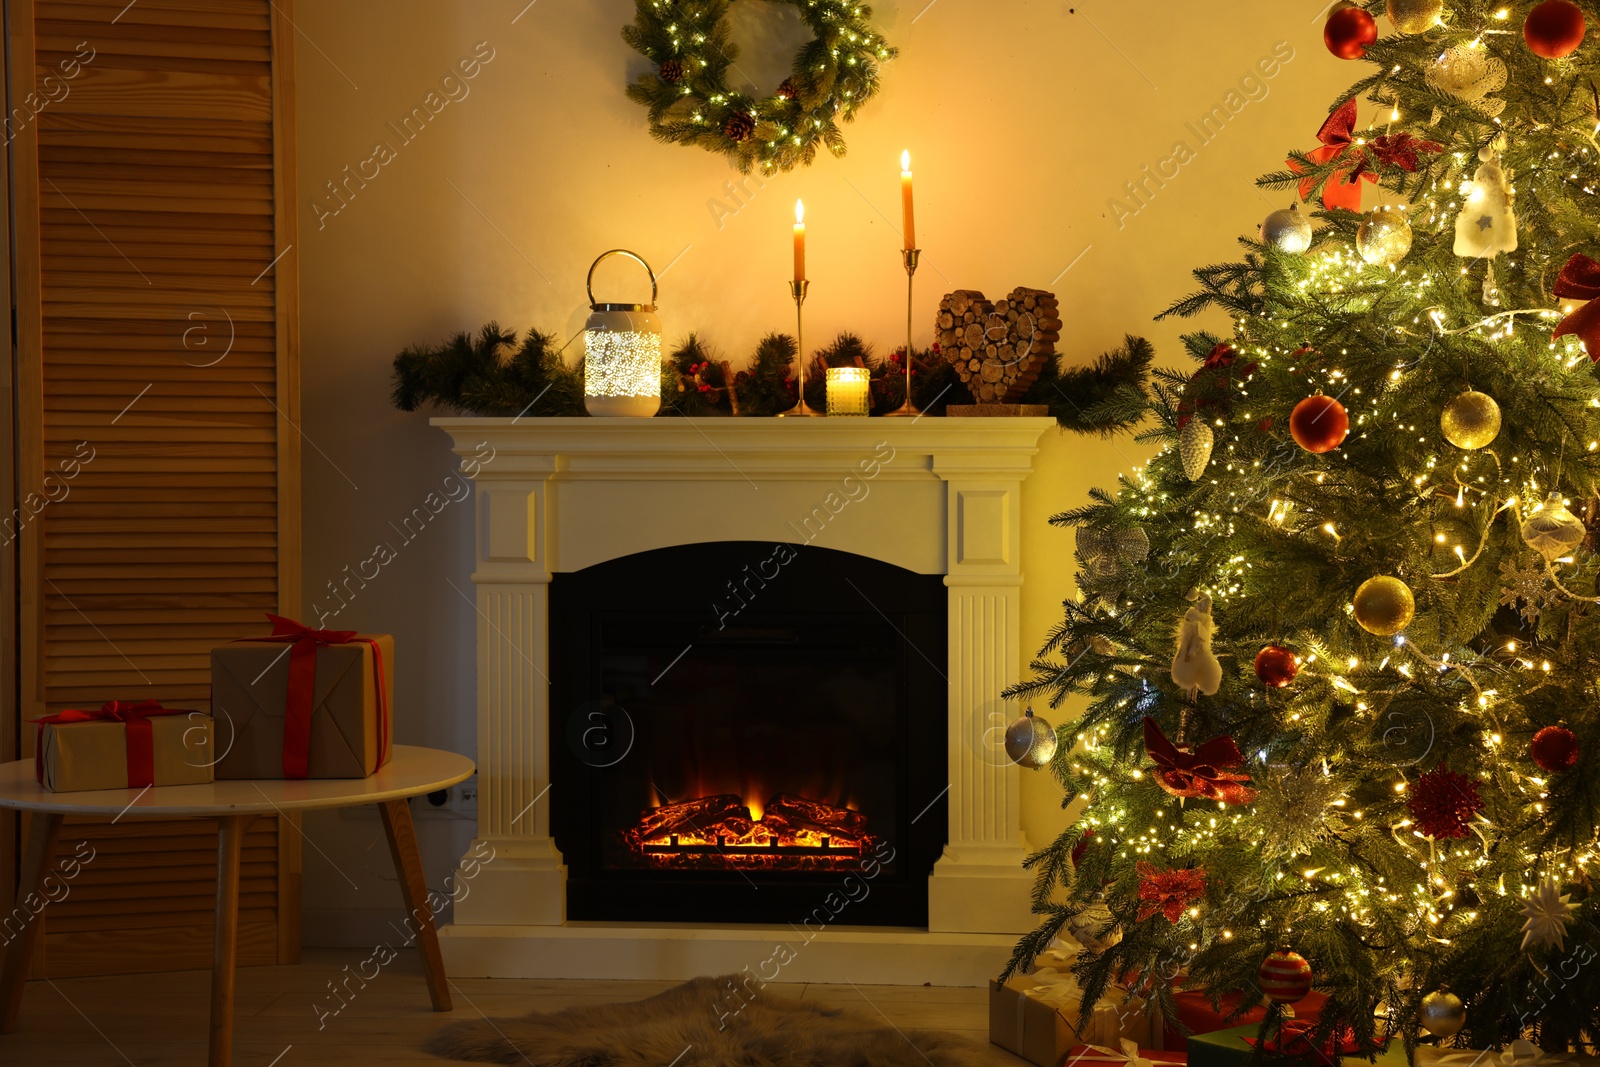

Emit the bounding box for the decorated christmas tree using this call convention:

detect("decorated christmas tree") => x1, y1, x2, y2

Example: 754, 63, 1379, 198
1007, 0, 1600, 1052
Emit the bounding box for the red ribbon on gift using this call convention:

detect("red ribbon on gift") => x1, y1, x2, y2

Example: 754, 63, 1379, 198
1553, 253, 1600, 361
1143, 717, 1258, 804
1245, 1021, 1375, 1066
239, 614, 390, 779
32, 700, 188, 789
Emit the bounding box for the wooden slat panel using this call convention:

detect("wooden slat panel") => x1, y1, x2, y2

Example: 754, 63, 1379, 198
12, 0, 300, 978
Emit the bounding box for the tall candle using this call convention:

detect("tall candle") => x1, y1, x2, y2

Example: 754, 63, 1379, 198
900, 150, 915, 251
793, 199, 806, 282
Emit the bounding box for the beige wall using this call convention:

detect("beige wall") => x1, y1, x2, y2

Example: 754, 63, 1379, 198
293, 0, 1353, 937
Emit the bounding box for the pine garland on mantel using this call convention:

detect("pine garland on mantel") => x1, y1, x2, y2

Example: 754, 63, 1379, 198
390, 323, 1154, 433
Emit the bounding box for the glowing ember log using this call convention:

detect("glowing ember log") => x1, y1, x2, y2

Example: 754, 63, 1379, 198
621, 792, 873, 870
632, 795, 748, 841
762, 793, 867, 839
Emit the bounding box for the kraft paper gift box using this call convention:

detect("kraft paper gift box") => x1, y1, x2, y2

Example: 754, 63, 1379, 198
35, 701, 213, 793
1068, 1041, 1187, 1067
210, 618, 393, 780
1416, 1043, 1600, 1067
991, 972, 1163, 1067
1187, 1023, 1408, 1067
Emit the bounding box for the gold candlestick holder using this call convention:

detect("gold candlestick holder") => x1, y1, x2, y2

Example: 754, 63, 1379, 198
883, 248, 922, 417
780, 279, 824, 417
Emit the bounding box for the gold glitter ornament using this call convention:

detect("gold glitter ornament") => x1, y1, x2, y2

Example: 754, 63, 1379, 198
1419, 989, 1467, 1037
1260, 203, 1313, 253
1357, 206, 1413, 266
1440, 390, 1501, 450
1353, 576, 1415, 636
1387, 0, 1443, 33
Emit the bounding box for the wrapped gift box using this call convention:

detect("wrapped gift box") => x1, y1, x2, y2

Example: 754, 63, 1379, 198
991, 973, 1162, 1067
1165, 990, 1327, 1050
211, 618, 392, 780
1188, 1024, 1407, 1067
35, 702, 213, 793
1069, 1042, 1188, 1067
1417, 1043, 1600, 1067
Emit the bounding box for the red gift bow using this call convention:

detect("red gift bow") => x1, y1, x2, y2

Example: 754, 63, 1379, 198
1553, 253, 1600, 361
1245, 1021, 1374, 1065
1143, 717, 1258, 804
238, 614, 390, 779
32, 700, 189, 789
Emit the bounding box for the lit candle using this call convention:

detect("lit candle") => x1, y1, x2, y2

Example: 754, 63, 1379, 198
793, 199, 806, 282
825, 366, 870, 416
900, 150, 915, 251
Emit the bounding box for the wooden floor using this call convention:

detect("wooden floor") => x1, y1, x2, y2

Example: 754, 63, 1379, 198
0, 949, 1031, 1066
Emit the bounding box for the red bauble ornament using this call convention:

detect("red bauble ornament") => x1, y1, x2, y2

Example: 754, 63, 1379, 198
1324, 3, 1378, 59
1289, 394, 1349, 453
1406, 763, 1486, 840
1254, 645, 1300, 688
1259, 948, 1314, 1003
1531, 725, 1581, 773
1525, 0, 1586, 59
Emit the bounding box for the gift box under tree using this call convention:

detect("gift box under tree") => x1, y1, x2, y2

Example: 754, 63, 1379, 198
34, 700, 213, 793
210, 615, 393, 779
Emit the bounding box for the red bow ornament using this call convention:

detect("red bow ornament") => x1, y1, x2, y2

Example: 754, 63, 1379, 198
239, 614, 389, 779
1293, 99, 1368, 211
1135, 862, 1207, 923
32, 700, 188, 789
1143, 717, 1258, 804
1553, 253, 1600, 361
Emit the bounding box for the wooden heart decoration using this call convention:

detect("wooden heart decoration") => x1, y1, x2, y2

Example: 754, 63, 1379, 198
936, 288, 1061, 403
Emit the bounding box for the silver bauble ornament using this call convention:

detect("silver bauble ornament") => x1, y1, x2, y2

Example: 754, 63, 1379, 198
1260, 203, 1313, 254
1520, 492, 1586, 561
1387, 0, 1443, 33
1076, 526, 1150, 565
1004, 707, 1058, 770
1179, 419, 1214, 481
1357, 206, 1413, 266
1440, 390, 1501, 450
1419, 988, 1467, 1037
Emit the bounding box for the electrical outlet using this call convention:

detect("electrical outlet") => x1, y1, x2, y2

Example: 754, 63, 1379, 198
415, 775, 477, 820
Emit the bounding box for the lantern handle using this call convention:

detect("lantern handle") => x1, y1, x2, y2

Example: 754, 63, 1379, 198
586, 249, 658, 311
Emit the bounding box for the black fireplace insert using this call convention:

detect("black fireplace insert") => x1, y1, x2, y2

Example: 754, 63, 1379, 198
550, 541, 948, 926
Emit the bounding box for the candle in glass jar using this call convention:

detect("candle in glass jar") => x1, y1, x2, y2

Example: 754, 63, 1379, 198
793, 200, 806, 282
825, 366, 870, 416
900, 150, 915, 250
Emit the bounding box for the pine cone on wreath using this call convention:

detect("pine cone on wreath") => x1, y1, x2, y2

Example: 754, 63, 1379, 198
723, 110, 756, 142
659, 59, 684, 85
776, 78, 797, 100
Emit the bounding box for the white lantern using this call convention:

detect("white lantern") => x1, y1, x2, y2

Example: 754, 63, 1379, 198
584, 249, 663, 417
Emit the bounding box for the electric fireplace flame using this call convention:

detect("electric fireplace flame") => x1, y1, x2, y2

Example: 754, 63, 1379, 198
622, 792, 874, 871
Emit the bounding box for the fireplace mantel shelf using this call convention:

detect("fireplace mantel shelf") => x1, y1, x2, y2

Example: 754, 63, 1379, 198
432, 416, 1058, 477
432, 415, 1056, 980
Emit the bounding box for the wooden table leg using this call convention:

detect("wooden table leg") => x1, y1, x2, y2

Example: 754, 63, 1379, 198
209, 814, 252, 1067
379, 798, 451, 1012
0, 812, 64, 1033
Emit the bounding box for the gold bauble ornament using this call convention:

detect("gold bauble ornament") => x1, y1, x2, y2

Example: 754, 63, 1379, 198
1356, 206, 1414, 267
1353, 576, 1415, 636
1440, 390, 1501, 450
1004, 707, 1058, 770
1260, 203, 1312, 254
1387, 0, 1443, 33
1520, 492, 1586, 561
1419, 988, 1467, 1037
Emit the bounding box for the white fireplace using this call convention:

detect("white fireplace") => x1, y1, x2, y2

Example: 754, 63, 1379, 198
431, 416, 1054, 984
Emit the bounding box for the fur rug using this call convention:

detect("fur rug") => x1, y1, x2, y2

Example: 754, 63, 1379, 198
425, 974, 1000, 1066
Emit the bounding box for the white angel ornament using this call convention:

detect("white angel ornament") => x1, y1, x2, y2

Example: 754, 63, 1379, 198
1171, 592, 1222, 698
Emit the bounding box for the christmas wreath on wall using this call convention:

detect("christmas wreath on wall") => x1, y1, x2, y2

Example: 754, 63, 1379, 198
621, 0, 896, 174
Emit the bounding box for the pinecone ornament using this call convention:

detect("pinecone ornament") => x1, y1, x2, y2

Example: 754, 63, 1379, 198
659, 59, 684, 84
723, 110, 756, 143
1179, 419, 1215, 481
776, 78, 798, 100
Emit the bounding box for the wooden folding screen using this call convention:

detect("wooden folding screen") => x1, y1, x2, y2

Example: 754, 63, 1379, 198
8, 0, 301, 976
